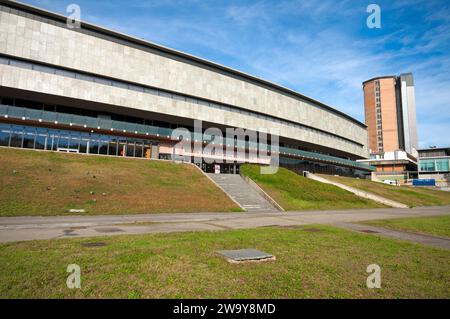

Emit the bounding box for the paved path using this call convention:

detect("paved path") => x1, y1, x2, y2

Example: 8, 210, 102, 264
335, 222, 450, 250
0, 206, 449, 244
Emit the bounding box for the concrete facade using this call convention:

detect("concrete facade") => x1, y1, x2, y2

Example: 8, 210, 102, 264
363, 74, 418, 157
399, 73, 418, 155
0, 2, 369, 161
363, 76, 399, 154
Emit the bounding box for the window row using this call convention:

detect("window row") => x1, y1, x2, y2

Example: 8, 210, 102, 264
0, 56, 362, 148
0, 124, 158, 159
419, 159, 450, 172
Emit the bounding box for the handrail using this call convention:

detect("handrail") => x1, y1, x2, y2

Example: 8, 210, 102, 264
0, 104, 375, 171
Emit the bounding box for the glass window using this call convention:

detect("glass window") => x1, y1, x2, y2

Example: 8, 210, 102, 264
89, 136, 99, 154
23, 127, 36, 149
10, 127, 23, 148
420, 160, 435, 172
35, 129, 48, 150
0, 125, 10, 146
108, 138, 118, 156
436, 159, 449, 172
98, 136, 109, 155
58, 133, 69, 149
48, 130, 59, 151
126, 141, 135, 157
79, 134, 89, 154
135, 141, 143, 158
68, 133, 80, 150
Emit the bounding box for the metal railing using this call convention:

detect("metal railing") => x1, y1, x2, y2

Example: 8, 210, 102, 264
0, 104, 375, 171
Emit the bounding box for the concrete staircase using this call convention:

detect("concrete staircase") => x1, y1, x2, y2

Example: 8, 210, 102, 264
207, 174, 276, 212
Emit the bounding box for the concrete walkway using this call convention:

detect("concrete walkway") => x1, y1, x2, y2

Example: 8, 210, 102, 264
335, 222, 450, 250
305, 172, 408, 208
0, 206, 449, 244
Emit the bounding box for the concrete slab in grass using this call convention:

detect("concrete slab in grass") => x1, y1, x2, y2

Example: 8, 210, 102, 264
217, 249, 276, 263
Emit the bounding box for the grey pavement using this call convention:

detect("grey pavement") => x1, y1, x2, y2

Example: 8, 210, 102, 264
335, 222, 450, 250
0, 205, 449, 244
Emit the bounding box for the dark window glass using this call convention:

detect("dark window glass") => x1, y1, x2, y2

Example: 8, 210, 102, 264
16, 99, 43, 110
57, 105, 79, 115
154, 120, 170, 128
80, 108, 94, 117
35, 129, 47, 150
43, 104, 55, 112
2, 98, 14, 106
111, 114, 125, 122
58, 134, 69, 149
0, 124, 10, 146
10, 128, 23, 148
48, 130, 58, 151
135, 142, 143, 158
108, 138, 118, 156
99, 142, 108, 155
68, 133, 80, 150
126, 142, 135, 157
99, 136, 109, 155
89, 137, 99, 154
23, 128, 36, 149
79, 136, 89, 154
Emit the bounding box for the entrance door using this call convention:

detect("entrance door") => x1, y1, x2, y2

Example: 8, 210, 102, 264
144, 145, 151, 159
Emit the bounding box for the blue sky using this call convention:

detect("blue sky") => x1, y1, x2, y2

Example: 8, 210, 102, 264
22, 0, 450, 148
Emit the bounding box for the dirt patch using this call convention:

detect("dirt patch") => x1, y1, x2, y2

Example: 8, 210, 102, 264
360, 229, 380, 234
94, 227, 124, 233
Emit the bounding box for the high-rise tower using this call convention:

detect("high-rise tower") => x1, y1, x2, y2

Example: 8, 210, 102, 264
363, 73, 418, 157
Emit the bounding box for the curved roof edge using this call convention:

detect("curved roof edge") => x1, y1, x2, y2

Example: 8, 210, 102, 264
3, 0, 367, 128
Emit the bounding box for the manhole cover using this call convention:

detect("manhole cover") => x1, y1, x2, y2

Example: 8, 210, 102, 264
303, 228, 322, 232
361, 229, 379, 234
62, 229, 79, 236
94, 227, 124, 233
81, 242, 107, 247
217, 249, 275, 264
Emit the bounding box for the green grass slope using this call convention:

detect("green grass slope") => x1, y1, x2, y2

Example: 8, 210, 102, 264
240, 164, 384, 211
0, 148, 239, 216
321, 174, 450, 207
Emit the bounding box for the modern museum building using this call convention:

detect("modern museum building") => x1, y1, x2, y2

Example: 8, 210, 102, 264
0, 0, 374, 175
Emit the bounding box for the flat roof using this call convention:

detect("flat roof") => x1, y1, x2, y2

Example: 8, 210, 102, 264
1, 0, 367, 128
362, 76, 396, 85
418, 147, 450, 151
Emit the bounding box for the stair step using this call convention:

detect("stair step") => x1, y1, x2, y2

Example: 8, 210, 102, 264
207, 173, 276, 212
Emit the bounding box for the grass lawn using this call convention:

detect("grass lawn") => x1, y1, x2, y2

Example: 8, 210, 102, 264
363, 215, 450, 238
0, 148, 239, 216
321, 174, 450, 207
0, 225, 449, 298
240, 164, 384, 211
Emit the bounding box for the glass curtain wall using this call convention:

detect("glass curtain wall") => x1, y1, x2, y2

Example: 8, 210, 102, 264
0, 123, 157, 159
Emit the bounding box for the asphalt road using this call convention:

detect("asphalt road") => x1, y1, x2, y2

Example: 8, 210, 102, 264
0, 206, 449, 245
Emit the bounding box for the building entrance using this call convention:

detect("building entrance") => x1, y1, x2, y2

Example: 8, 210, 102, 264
199, 162, 240, 174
